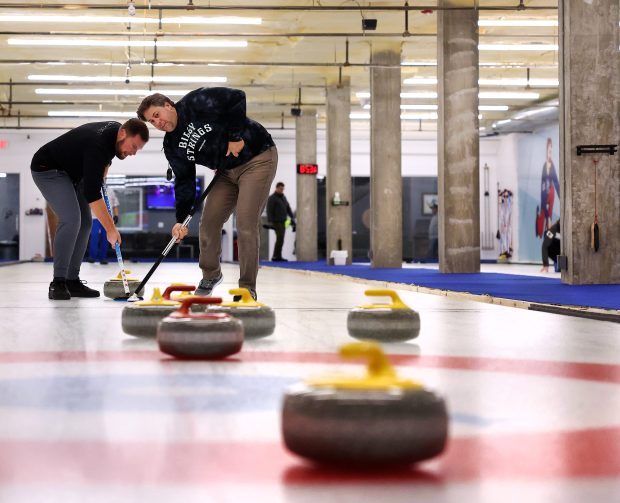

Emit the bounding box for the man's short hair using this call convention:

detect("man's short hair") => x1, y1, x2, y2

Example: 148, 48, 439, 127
136, 93, 175, 121
276, 182, 285, 188
121, 118, 149, 142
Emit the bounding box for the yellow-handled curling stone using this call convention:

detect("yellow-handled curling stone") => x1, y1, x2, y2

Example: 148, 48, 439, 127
157, 296, 244, 359
192, 288, 275, 338
282, 341, 448, 467
103, 270, 145, 300
121, 284, 195, 338
347, 289, 420, 342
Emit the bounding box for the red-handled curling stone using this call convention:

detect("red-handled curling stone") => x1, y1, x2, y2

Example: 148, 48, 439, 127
157, 296, 244, 359
121, 284, 195, 338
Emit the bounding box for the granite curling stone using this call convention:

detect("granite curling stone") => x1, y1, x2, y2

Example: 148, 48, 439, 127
121, 284, 195, 338
192, 288, 275, 338
157, 296, 244, 359
347, 289, 420, 342
103, 270, 145, 300
282, 341, 448, 467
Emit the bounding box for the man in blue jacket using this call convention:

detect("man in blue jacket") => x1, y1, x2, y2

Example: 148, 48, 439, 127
137, 87, 278, 300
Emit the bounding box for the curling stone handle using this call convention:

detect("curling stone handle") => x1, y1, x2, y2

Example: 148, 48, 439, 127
339, 341, 396, 380
162, 284, 196, 300
363, 289, 408, 309
228, 288, 256, 304
176, 296, 223, 315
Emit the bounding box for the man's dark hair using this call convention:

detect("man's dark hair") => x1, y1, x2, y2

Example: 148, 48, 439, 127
137, 93, 175, 121
121, 118, 149, 142
276, 182, 285, 188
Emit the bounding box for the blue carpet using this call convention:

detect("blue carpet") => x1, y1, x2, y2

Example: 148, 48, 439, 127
261, 261, 620, 310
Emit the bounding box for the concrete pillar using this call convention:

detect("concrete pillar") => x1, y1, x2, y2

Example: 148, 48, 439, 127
559, 0, 620, 284
295, 110, 318, 262
370, 42, 402, 268
326, 78, 352, 265
437, 2, 480, 273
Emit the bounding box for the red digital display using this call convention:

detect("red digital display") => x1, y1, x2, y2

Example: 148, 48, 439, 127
297, 163, 318, 175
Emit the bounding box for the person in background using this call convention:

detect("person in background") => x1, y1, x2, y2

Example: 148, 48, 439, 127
266, 182, 296, 262
87, 184, 119, 265
540, 219, 561, 273
31, 119, 149, 300
427, 201, 439, 260
137, 87, 277, 301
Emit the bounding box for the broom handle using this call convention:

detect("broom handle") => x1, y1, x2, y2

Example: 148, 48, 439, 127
101, 184, 130, 295
129, 170, 222, 296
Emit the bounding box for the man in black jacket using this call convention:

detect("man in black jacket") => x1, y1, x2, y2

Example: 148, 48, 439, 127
266, 182, 296, 261
540, 219, 561, 273
137, 87, 277, 301
31, 119, 149, 299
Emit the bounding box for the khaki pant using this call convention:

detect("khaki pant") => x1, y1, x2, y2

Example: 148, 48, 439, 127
199, 146, 278, 290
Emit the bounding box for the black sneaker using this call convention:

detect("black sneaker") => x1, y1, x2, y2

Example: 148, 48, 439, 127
195, 272, 223, 296
66, 278, 100, 298
233, 288, 257, 302
49, 278, 71, 300
271, 257, 288, 262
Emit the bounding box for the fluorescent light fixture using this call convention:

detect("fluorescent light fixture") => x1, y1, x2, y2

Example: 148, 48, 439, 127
29, 74, 227, 84
401, 113, 438, 120
365, 104, 506, 111
36, 88, 191, 96
404, 78, 558, 87
480, 91, 539, 99
0, 173, 7, 178
512, 106, 556, 120
479, 44, 558, 51
479, 78, 558, 87
400, 104, 438, 110
350, 112, 439, 121
402, 77, 438, 85
401, 92, 439, 99
359, 91, 536, 100
496, 119, 512, 125
478, 19, 558, 27
8, 38, 247, 48
48, 111, 137, 118
0, 14, 261, 25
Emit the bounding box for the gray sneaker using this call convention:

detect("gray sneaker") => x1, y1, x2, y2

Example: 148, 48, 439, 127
194, 273, 223, 296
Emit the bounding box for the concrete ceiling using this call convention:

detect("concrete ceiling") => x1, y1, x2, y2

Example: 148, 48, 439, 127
0, 0, 560, 132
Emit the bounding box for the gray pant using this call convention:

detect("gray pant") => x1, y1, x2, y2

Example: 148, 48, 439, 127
31, 169, 92, 279
199, 146, 278, 290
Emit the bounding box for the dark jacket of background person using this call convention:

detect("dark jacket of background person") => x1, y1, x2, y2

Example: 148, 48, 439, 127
267, 192, 295, 224
542, 220, 561, 267
162, 87, 275, 222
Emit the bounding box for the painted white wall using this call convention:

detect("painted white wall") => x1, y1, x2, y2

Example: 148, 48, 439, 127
1, 125, 526, 263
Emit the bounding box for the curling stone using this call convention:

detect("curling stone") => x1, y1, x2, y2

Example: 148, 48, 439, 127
121, 284, 195, 338
282, 341, 448, 467
192, 288, 275, 338
347, 289, 420, 342
157, 296, 244, 359
103, 270, 144, 300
